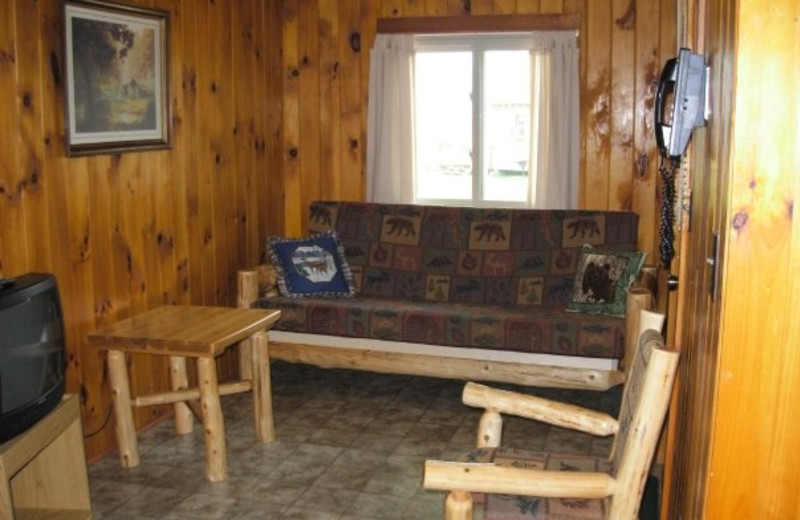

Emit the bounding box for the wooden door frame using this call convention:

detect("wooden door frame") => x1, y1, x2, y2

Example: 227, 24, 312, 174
660, 0, 736, 517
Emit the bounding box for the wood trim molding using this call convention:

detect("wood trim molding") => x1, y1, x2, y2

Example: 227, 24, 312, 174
377, 14, 580, 35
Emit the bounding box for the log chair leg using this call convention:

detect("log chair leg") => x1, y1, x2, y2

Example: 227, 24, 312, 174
250, 330, 274, 442
445, 490, 473, 520
198, 357, 227, 482
169, 356, 194, 434
107, 350, 140, 468
477, 409, 503, 448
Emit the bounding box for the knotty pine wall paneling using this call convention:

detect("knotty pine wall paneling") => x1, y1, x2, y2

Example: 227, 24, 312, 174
281, 0, 301, 235
276, 0, 676, 264
340, 0, 365, 205
318, 2, 343, 203
0, 0, 281, 460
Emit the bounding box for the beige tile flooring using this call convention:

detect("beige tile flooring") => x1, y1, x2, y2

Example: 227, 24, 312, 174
89, 361, 621, 520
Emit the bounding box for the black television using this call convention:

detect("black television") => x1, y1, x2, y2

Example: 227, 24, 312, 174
0, 273, 66, 444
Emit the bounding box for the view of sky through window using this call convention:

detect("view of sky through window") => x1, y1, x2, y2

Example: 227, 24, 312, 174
414, 48, 531, 206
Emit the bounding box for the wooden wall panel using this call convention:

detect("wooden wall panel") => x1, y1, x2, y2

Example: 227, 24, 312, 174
0, 0, 280, 460
282, 0, 302, 236
609, 0, 635, 212
298, 0, 321, 220
276, 0, 677, 264
262, 1, 285, 240
338, 0, 365, 203
631, 0, 663, 265
584, 0, 612, 209
319, 2, 343, 202
0, 3, 27, 274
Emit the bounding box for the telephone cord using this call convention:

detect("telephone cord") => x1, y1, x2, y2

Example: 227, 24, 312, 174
659, 158, 679, 269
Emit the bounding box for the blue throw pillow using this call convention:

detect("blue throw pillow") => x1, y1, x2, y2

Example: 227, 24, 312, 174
268, 232, 355, 298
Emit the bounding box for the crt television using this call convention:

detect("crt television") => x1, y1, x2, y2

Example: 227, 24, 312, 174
0, 273, 66, 443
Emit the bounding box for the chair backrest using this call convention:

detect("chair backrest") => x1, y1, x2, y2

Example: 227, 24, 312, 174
608, 324, 679, 518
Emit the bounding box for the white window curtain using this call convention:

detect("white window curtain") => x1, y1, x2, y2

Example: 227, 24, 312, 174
366, 34, 416, 204
529, 32, 580, 209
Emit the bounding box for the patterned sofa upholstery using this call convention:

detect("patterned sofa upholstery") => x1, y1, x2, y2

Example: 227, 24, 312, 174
253, 202, 640, 361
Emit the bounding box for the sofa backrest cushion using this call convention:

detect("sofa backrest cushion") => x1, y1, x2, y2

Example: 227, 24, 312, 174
308, 201, 638, 307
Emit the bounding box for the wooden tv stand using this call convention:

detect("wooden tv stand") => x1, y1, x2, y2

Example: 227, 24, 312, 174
0, 394, 92, 520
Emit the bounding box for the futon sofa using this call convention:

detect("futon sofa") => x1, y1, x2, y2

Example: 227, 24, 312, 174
237, 201, 653, 391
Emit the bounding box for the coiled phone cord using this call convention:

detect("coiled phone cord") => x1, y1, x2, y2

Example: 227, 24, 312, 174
659, 156, 680, 269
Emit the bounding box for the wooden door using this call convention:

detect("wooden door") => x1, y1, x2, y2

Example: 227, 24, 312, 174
661, 0, 734, 517
666, 0, 800, 518
703, 0, 800, 516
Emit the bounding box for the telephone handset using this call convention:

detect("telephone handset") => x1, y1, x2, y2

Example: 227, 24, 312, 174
654, 48, 707, 268
655, 48, 707, 159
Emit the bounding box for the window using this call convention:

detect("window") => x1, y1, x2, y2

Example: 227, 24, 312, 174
366, 30, 578, 210
414, 35, 534, 207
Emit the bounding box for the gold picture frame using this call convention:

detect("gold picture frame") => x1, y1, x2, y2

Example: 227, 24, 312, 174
64, 0, 170, 156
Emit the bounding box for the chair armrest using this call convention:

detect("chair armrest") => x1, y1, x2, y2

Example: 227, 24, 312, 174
424, 460, 616, 499
624, 286, 658, 371
631, 265, 658, 296
463, 382, 618, 437
237, 264, 278, 309
238, 269, 260, 309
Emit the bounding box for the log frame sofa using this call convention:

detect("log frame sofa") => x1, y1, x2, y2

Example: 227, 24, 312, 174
237, 201, 654, 391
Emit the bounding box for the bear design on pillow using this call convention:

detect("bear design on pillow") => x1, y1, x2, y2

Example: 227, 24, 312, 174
581, 261, 614, 303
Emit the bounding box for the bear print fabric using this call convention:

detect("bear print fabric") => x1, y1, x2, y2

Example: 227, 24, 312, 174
254, 202, 641, 357
306, 201, 639, 307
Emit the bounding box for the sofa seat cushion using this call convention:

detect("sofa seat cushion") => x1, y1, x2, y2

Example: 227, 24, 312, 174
254, 296, 624, 358
458, 447, 610, 520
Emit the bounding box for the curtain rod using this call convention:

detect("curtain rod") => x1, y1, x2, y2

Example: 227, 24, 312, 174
377, 14, 580, 34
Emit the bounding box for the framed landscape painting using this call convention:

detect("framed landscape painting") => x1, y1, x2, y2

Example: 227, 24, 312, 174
64, 0, 170, 156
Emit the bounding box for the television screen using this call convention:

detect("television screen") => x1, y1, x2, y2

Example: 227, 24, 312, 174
0, 273, 65, 443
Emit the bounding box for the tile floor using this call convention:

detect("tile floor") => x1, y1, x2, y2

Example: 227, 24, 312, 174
89, 361, 621, 519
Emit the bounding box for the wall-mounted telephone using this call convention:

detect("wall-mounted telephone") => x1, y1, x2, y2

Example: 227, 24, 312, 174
655, 48, 707, 159
654, 48, 708, 269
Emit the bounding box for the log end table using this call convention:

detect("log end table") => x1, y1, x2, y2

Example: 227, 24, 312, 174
87, 305, 281, 482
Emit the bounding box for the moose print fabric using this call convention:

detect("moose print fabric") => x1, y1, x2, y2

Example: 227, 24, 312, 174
267, 231, 356, 298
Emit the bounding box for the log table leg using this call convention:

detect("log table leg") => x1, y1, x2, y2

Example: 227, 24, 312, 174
197, 358, 226, 482
250, 330, 274, 442
107, 350, 140, 468
239, 338, 253, 382
169, 356, 194, 434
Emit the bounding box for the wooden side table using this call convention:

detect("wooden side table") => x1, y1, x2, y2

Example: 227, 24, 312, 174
87, 305, 280, 482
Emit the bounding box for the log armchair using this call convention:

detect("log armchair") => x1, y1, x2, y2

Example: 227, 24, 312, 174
423, 310, 677, 519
